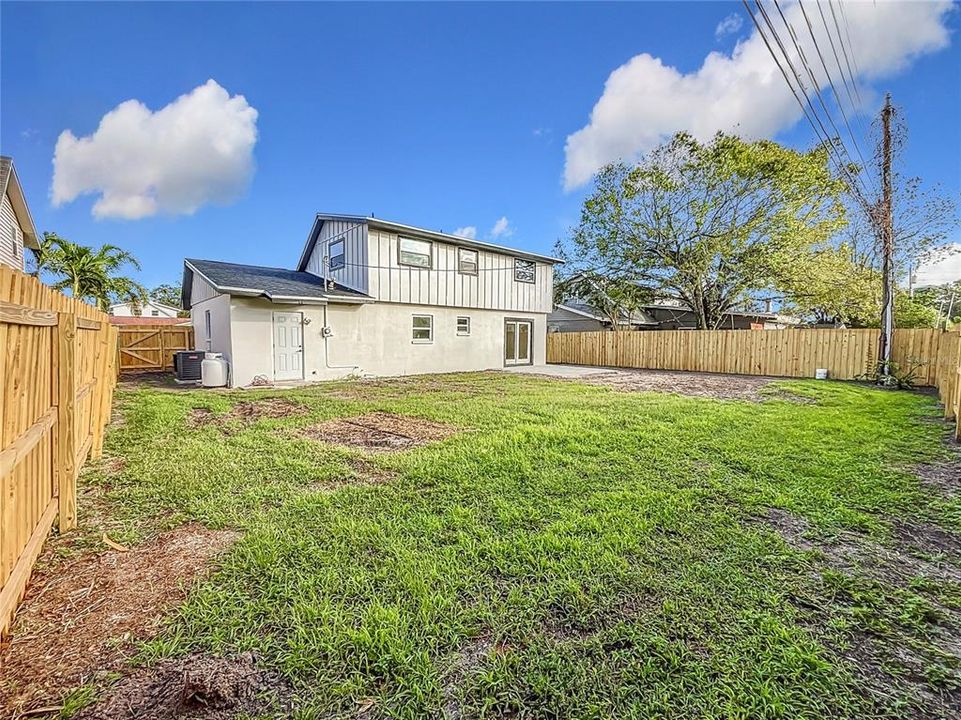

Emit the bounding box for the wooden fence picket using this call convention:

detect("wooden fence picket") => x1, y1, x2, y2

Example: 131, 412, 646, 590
0, 267, 115, 637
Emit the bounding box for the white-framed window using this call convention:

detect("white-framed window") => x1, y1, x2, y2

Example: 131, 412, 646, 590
151, 309, 160, 316
329, 239, 345, 270
204, 309, 212, 349
412, 314, 433, 343
457, 248, 478, 275
11, 227, 20, 258
514, 259, 536, 284
456, 316, 471, 336
399, 237, 432, 268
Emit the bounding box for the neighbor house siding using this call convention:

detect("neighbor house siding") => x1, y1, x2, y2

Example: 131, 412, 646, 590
110, 301, 179, 318
365, 228, 553, 313
0, 191, 25, 271
303, 219, 369, 294
547, 307, 607, 333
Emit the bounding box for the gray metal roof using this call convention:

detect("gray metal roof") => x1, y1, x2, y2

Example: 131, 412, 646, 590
182, 258, 371, 307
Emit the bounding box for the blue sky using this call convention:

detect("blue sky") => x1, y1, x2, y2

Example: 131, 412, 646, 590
2, 1, 959, 290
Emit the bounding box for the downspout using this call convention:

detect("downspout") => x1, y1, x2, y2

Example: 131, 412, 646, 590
321, 304, 360, 372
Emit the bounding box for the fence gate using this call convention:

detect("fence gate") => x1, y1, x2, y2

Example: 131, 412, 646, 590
117, 325, 194, 372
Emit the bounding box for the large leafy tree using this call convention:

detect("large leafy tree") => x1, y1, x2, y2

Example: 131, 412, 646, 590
559, 133, 846, 329
149, 283, 183, 309
29, 232, 147, 312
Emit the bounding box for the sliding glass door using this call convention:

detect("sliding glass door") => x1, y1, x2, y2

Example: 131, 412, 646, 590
505, 319, 533, 366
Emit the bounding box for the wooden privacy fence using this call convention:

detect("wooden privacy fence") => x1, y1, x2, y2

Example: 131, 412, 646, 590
547, 328, 961, 428
117, 324, 193, 372
0, 267, 118, 636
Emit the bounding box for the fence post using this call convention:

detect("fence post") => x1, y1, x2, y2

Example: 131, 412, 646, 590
90, 327, 109, 459
54, 311, 77, 532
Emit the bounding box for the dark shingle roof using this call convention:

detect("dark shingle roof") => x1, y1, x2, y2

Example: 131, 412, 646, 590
183, 258, 370, 307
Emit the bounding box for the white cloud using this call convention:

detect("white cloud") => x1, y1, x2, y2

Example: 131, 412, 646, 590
564, 1, 953, 190
490, 216, 513, 239
52, 79, 259, 219
452, 226, 478, 239
715, 13, 744, 40
915, 244, 961, 287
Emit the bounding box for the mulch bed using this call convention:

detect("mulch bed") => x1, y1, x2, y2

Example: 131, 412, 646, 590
300, 412, 460, 452
73, 652, 293, 720
0, 525, 237, 718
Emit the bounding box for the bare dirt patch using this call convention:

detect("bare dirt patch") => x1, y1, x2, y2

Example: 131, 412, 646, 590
326, 375, 488, 401
300, 412, 460, 452
915, 461, 961, 498
188, 398, 307, 432
441, 635, 496, 720
0, 524, 237, 717
752, 506, 961, 719
536, 368, 799, 402
73, 652, 293, 720
118, 371, 196, 392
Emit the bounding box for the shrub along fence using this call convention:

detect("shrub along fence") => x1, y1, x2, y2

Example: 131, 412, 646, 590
0, 267, 118, 636
547, 328, 961, 431
117, 324, 193, 372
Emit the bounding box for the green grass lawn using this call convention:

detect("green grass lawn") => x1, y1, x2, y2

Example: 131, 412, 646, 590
80, 373, 961, 719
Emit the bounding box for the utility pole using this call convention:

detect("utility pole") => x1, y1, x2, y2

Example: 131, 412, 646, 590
878, 93, 896, 384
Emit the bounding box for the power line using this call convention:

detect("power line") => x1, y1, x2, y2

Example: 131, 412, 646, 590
833, 0, 867, 110
823, 1, 875, 184
770, 0, 871, 202
805, 0, 876, 196
745, 0, 872, 214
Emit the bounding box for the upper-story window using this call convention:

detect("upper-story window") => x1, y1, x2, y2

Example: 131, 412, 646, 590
329, 239, 345, 270
514, 258, 536, 284
399, 237, 432, 268
10, 227, 19, 258
457, 248, 478, 275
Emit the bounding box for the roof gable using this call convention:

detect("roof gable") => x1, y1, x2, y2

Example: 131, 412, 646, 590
0, 156, 39, 249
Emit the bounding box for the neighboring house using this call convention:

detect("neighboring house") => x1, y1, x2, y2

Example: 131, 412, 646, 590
549, 301, 798, 332
0, 156, 40, 272
181, 213, 560, 387
109, 300, 181, 318
109, 315, 189, 326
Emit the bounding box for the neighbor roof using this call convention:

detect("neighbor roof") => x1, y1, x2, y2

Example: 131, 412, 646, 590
557, 302, 656, 326
182, 258, 372, 307
297, 213, 564, 271
0, 156, 40, 249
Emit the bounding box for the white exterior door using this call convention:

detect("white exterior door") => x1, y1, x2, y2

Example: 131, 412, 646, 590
505, 320, 533, 366
272, 312, 304, 381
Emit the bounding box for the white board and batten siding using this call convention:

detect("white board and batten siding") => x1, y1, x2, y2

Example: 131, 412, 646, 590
0, 191, 26, 271
306, 223, 553, 314
304, 219, 370, 295
366, 229, 553, 313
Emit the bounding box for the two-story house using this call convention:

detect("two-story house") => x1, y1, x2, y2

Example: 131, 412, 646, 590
0, 157, 40, 272
181, 213, 560, 387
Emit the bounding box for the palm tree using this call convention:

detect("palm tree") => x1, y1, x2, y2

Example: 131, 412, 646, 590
31, 232, 148, 311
